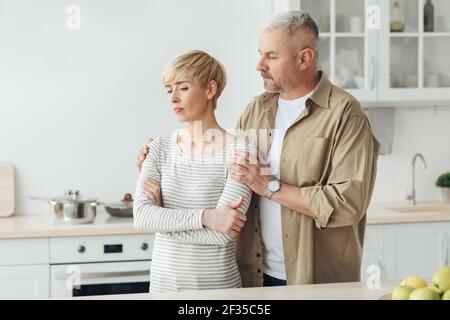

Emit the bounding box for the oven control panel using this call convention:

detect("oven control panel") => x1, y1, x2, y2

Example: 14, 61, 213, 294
50, 234, 154, 264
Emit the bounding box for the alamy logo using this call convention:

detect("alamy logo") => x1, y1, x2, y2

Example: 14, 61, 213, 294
366, 263, 381, 290
366, 5, 381, 30
66, 265, 81, 290
66, 5, 81, 30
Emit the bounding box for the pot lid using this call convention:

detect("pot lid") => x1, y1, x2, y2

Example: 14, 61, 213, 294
53, 190, 97, 203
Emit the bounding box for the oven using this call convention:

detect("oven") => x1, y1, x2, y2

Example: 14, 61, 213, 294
49, 234, 153, 298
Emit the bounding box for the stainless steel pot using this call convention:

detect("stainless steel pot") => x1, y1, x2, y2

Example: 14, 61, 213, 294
31, 190, 100, 224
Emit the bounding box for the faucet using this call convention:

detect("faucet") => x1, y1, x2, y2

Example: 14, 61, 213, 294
406, 153, 427, 206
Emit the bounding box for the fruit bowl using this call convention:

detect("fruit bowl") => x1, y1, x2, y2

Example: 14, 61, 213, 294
379, 293, 392, 300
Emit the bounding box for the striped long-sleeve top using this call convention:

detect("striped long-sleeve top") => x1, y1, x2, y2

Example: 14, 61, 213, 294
133, 134, 254, 292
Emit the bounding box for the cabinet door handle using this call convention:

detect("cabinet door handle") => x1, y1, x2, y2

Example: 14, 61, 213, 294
55, 269, 150, 280
441, 232, 449, 267
370, 56, 376, 90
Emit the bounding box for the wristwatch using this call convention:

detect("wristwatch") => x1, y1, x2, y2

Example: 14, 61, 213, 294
264, 178, 281, 199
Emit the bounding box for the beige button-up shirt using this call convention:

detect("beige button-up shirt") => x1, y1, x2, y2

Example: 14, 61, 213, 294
235, 72, 380, 287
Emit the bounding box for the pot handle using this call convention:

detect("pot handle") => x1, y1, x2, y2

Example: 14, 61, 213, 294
90, 200, 102, 207
29, 196, 57, 206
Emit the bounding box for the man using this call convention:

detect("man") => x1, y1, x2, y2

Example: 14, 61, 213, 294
137, 11, 379, 287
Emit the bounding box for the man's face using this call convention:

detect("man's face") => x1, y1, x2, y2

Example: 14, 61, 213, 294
256, 28, 299, 93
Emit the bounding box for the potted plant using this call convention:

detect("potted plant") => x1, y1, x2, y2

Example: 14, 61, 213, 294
436, 172, 450, 203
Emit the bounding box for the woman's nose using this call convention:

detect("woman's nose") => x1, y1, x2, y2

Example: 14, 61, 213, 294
169, 91, 179, 102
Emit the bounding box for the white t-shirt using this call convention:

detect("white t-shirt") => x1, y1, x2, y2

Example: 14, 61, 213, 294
259, 91, 313, 280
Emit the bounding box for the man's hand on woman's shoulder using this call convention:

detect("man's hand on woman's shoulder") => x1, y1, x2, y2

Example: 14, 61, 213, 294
136, 137, 153, 173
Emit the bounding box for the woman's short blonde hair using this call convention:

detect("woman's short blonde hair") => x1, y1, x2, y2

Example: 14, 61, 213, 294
162, 50, 227, 109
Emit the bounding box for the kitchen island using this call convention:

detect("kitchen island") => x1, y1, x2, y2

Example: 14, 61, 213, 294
75, 281, 398, 300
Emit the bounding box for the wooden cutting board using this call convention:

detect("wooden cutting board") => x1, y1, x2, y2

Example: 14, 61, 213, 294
0, 162, 15, 217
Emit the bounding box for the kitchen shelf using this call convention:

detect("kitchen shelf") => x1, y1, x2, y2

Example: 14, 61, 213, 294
389, 32, 450, 37
335, 33, 365, 38
422, 32, 450, 37
389, 32, 419, 37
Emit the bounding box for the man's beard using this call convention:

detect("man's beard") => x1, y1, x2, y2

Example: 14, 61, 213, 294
261, 72, 282, 93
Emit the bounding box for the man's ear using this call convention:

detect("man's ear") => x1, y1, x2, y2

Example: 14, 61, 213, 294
206, 80, 218, 100
297, 48, 316, 71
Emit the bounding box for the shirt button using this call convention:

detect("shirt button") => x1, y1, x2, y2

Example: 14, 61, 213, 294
285, 234, 289, 238
255, 228, 258, 233
256, 253, 261, 257
257, 269, 261, 273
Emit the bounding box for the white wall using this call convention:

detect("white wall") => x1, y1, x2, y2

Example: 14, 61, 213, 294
1, 0, 449, 216
0, 0, 272, 214
370, 106, 450, 204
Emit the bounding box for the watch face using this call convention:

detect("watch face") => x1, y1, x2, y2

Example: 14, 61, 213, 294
267, 180, 280, 192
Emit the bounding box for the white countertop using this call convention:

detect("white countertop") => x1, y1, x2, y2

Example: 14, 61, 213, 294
74, 280, 398, 300
0, 210, 145, 239
1, 202, 450, 239
366, 202, 450, 225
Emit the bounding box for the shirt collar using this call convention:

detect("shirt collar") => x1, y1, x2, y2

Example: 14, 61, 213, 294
308, 71, 332, 109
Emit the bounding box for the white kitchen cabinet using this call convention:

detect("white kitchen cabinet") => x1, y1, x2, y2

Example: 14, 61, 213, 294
0, 238, 50, 299
0, 234, 154, 299
0, 238, 49, 265
378, 0, 450, 102
295, 0, 379, 102
361, 222, 450, 282
383, 221, 450, 281
0, 265, 49, 299
274, 0, 450, 104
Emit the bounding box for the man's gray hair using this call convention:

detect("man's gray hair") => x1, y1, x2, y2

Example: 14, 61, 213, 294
264, 10, 319, 44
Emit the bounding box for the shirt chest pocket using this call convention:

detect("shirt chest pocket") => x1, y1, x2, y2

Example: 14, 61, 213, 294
287, 137, 330, 186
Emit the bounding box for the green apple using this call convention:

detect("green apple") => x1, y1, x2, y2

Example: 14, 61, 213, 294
442, 290, 450, 300
400, 276, 428, 289
429, 284, 442, 296
392, 286, 415, 300
432, 266, 450, 294
409, 288, 440, 300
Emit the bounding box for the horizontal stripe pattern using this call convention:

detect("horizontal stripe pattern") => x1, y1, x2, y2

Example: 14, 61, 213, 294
133, 135, 255, 292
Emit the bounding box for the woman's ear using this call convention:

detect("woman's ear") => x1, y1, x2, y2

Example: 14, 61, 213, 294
206, 80, 218, 100
297, 48, 315, 71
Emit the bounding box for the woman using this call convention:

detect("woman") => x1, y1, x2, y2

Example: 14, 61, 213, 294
133, 50, 255, 292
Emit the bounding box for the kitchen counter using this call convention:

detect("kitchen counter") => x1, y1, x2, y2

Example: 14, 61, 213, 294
1, 202, 450, 239
367, 202, 450, 225
74, 281, 398, 300
0, 210, 145, 239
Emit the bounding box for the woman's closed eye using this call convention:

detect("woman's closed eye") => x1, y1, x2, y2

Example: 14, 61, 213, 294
166, 87, 188, 94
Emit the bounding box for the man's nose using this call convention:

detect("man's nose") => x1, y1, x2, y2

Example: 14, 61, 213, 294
256, 57, 266, 72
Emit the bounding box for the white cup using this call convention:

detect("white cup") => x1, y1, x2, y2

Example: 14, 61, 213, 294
403, 74, 418, 87
350, 16, 364, 33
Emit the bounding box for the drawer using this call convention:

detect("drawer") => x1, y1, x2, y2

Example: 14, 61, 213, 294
50, 234, 154, 264
0, 238, 49, 265
364, 225, 383, 250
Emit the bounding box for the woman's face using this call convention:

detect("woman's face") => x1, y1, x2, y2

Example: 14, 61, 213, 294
165, 79, 211, 122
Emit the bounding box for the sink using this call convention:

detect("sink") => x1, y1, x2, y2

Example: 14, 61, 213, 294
387, 204, 450, 213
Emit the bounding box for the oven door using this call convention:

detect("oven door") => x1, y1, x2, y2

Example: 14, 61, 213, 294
50, 260, 151, 298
